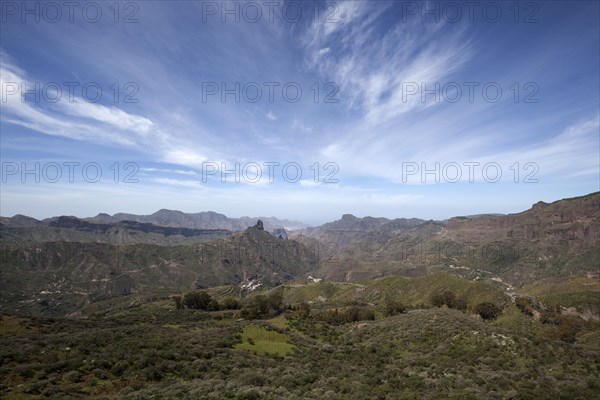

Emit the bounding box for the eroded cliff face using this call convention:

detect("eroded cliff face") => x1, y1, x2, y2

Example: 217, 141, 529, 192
446, 193, 599, 243
299, 193, 599, 286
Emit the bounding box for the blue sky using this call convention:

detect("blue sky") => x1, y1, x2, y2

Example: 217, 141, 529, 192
1, 0, 599, 225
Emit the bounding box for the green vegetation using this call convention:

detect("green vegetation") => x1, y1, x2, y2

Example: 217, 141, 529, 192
1, 193, 599, 398
267, 314, 290, 329
521, 277, 600, 315
271, 273, 510, 313
430, 290, 468, 311
383, 297, 406, 316
1, 281, 599, 399
473, 302, 503, 321
240, 291, 285, 320
515, 296, 535, 316
234, 325, 295, 355
313, 306, 376, 325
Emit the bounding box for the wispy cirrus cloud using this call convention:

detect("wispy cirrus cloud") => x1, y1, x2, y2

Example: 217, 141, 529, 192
303, 1, 471, 125
0, 55, 211, 167
1, 1, 598, 222
140, 168, 197, 176
301, 1, 598, 187
58, 99, 154, 135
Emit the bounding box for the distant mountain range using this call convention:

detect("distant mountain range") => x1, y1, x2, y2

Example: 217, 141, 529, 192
1, 192, 598, 317
88, 209, 308, 231
0, 210, 308, 246
0, 215, 231, 246
1, 209, 308, 231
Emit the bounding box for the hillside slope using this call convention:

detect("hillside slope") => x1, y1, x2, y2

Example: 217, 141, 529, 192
294, 193, 599, 287
0, 226, 319, 316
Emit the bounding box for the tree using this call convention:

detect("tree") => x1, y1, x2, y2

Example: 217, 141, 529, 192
323, 283, 336, 298
344, 306, 375, 323
515, 297, 534, 316
453, 296, 468, 312
315, 306, 375, 324
173, 296, 183, 310
474, 302, 502, 321
441, 291, 456, 309
208, 299, 220, 311
430, 293, 445, 308
540, 313, 583, 343
220, 297, 241, 310
240, 292, 284, 319
296, 302, 311, 319
266, 291, 284, 314
430, 291, 456, 308
384, 298, 406, 316
182, 291, 212, 310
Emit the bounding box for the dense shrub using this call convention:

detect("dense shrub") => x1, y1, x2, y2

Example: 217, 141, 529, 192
240, 292, 284, 319
296, 302, 311, 319
430, 291, 467, 311
540, 312, 587, 343
474, 302, 502, 321
315, 306, 375, 325
172, 296, 183, 309
515, 297, 534, 316
220, 297, 241, 310
453, 297, 468, 312
384, 299, 406, 316
1, 289, 598, 400
182, 291, 213, 310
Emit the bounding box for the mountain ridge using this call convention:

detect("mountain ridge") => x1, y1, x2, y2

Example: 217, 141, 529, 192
1, 192, 598, 316
292, 192, 600, 287
1, 209, 309, 232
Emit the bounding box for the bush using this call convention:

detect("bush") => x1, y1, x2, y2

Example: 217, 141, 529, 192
240, 292, 284, 319
220, 297, 241, 310
315, 306, 375, 324
143, 366, 162, 381
431, 293, 445, 307
541, 313, 586, 343
453, 297, 468, 312
173, 296, 183, 309
515, 297, 534, 316
296, 302, 311, 319
384, 299, 406, 316
430, 291, 468, 311
182, 292, 212, 310
236, 387, 264, 400
65, 370, 81, 383
208, 299, 220, 311
474, 302, 502, 321
92, 368, 109, 380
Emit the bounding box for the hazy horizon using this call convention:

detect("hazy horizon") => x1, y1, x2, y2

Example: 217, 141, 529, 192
3, 190, 597, 226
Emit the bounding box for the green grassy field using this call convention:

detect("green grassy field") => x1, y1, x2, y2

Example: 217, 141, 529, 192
235, 324, 295, 355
